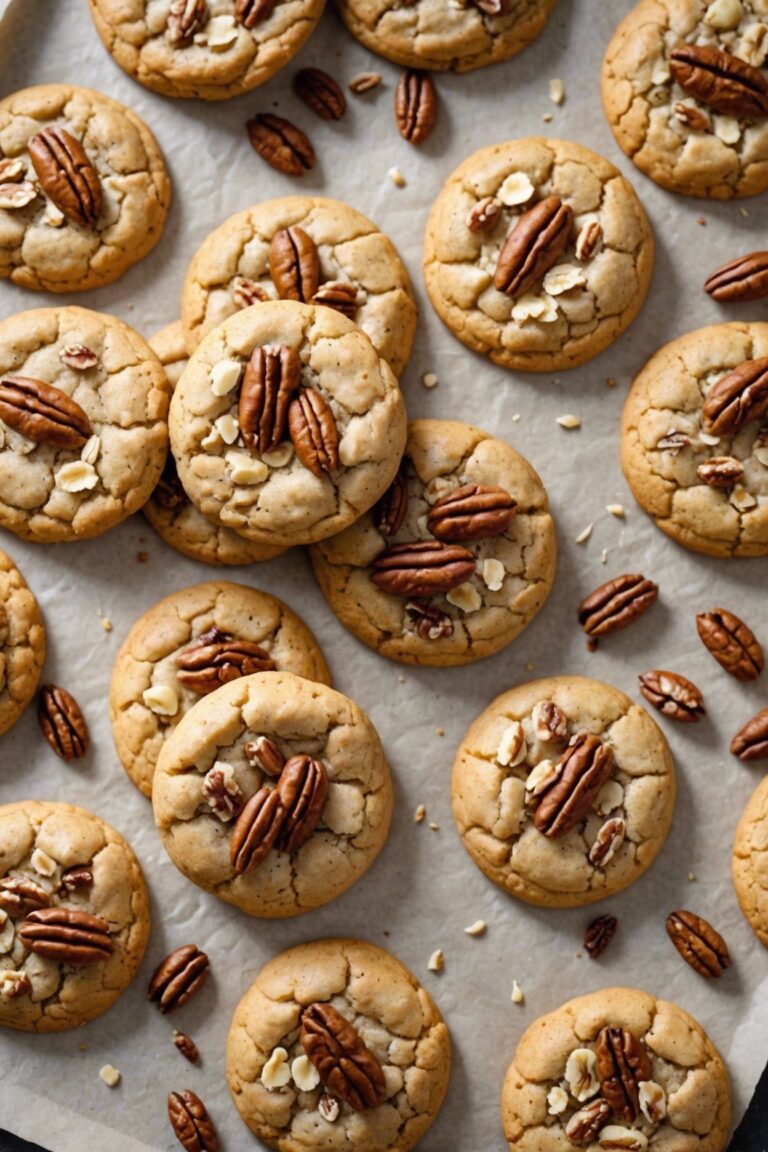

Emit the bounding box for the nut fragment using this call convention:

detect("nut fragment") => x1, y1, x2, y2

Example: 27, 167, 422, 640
230, 787, 284, 874
37, 684, 89, 760
638, 1080, 666, 1126
0, 875, 50, 916
578, 574, 658, 637
312, 281, 357, 319
547, 1085, 569, 1115
0, 181, 37, 209
318, 1093, 340, 1121
598, 1128, 648, 1151
565, 1047, 600, 1102
173, 1031, 200, 1064
697, 456, 744, 487
148, 944, 210, 1012
269, 226, 320, 303
0, 969, 31, 999
468, 196, 503, 233
731, 707, 768, 760
534, 734, 614, 838
575, 220, 602, 261
638, 670, 705, 723
176, 631, 276, 694
596, 1028, 652, 1122
59, 867, 92, 895
99, 1065, 120, 1088
348, 72, 381, 94
405, 601, 454, 641
143, 684, 179, 716
584, 914, 618, 959
167, 0, 208, 44
292, 1053, 321, 1091
666, 910, 732, 977
275, 755, 329, 853
244, 735, 285, 776
261, 1047, 291, 1089
168, 1090, 219, 1152
294, 67, 346, 120
395, 70, 437, 144
374, 470, 408, 536
696, 607, 764, 680
0, 158, 25, 183
674, 101, 712, 130
235, 0, 275, 27
532, 700, 568, 742
566, 1099, 612, 1145
246, 114, 315, 176
496, 721, 526, 767
28, 127, 103, 227
203, 763, 244, 821
59, 343, 98, 370
494, 196, 574, 300
300, 1002, 386, 1111
232, 276, 269, 309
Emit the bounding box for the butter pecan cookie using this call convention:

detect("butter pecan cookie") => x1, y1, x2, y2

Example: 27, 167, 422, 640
502, 987, 731, 1152
452, 676, 676, 908
603, 0, 768, 199
733, 773, 768, 946
310, 419, 556, 666
0, 84, 170, 292
169, 301, 407, 548
0, 306, 169, 544
227, 938, 450, 1149
423, 138, 654, 372
335, 0, 555, 71
0, 801, 150, 1033
88, 0, 325, 101
110, 580, 331, 798
0, 550, 45, 736
621, 322, 768, 557
180, 196, 417, 378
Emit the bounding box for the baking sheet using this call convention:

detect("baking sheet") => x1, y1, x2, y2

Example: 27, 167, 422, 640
1, 1, 768, 1148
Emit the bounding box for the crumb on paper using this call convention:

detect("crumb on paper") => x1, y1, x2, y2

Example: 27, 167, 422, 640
696, 216, 706, 226
739, 207, 749, 218
511, 980, 524, 1003
414, 804, 426, 823
575, 523, 593, 544
465, 920, 487, 937
606, 377, 617, 388
511, 413, 521, 422
525, 662, 534, 672
79, 1043, 87, 1052
101, 616, 113, 632
349, 71, 382, 94
99, 1064, 121, 1087
688, 872, 697, 881
435, 727, 444, 737
137, 552, 149, 563
556, 414, 580, 429
549, 78, 565, 104
428, 949, 444, 972
606, 504, 625, 518
542, 112, 553, 122
429, 822, 440, 831
422, 372, 438, 389
388, 166, 406, 188
398, 674, 405, 683
601, 549, 608, 564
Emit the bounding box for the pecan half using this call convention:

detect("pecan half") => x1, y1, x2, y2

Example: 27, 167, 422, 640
0, 875, 50, 916
155, 455, 187, 511
696, 607, 764, 680
565, 1099, 612, 1145
28, 127, 102, 227
584, 914, 618, 960
238, 344, 301, 453
0, 375, 92, 449
374, 470, 408, 536
638, 670, 705, 723
167, 0, 207, 45
59, 866, 92, 895
371, 540, 476, 597
666, 910, 731, 978
596, 1027, 652, 1122
702, 357, 768, 436
669, 43, 768, 119
427, 483, 516, 542
149, 944, 210, 1012
313, 281, 357, 319
37, 685, 89, 760
705, 252, 768, 302
175, 635, 275, 695
731, 707, 768, 760
275, 755, 329, 853
294, 67, 347, 120
235, 0, 275, 27
300, 1002, 386, 1111
405, 601, 454, 640
533, 733, 614, 838
18, 907, 114, 965
174, 1031, 200, 1063
696, 456, 744, 487
229, 787, 284, 874
168, 1090, 219, 1152
288, 387, 339, 477
494, 196, 574, 300
0, 181, 37, 210
468, 196, 503, 233
269, 226, 320, 303
578, 574, 658, 637
244, 735, 285, 777
246, 114, 315, 176
395, 70, 437, 144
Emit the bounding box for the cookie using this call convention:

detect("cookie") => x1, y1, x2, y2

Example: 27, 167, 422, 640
423, 138, 654, 373
169, 300, 407, 548
227, 938, 451, 1150
181, 196, 417, 378
335, 0, 555, 71
0, 306, 170, 544
452, 675, 676, 908
110, 580, 331, 798
733, 773, 768, 947
621, 322, 768, 558
153, 671, 392, 917
146, 322, 284, 566
0, 801, 150, 1033
602, 0, 768, 199
0, 550, 45, 736
0, 84, 170, 293
88, 0, 325, 101
501, 987, 731, 1152
310, 419, 556, 666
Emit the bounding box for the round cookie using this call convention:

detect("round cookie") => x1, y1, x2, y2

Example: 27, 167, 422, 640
621, 322, 768, 558
227, 938, 451, 1150
0, 306, 169, 544
501, 987, 731, 1152
452, 675, 676, 908
181, 196, 417, 379
0, 801, 150, 1033
169, 301, 407, 548
146, 322, 284, 566
153, 672, 392, 917
335, 0, 556, 72
110, 580, 331, 798
0, 84, 170, 293
88, 0, 325, 101
733, 773, 768, 947
602, 0, 768, 199
310, 419, 556, 666
423, 138, 654, 373
0, 550, 45, 736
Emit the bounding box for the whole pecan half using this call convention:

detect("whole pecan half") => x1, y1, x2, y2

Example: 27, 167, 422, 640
427, 483, 516, 542
288, 387, 339, 477
696, 607, 764, 680
269, 226, 320, 303
731, 707, 768, 761
149, 944, 210, 1012
313, 281, 357, 319
235, 0, 275, 27
395, 70, 437, 145
494, 196, 573, 300
702, 357, 768, 436
246, 113, 315, 176
168, 1089, 219, 1152
374, 470, 408, 536
595, 1027, 652, 1123
467, 196, 503, 233
300, 1002, 386, 1111
0, 874, 50, 916
275, 755, 329, 853
175, 634, 275, 695
565, 1098, 612, 1145
18, 907, 114, 965
0, 375, 92, 449
584, 914, 618, 960
154, 455, 187, 511
578, 574, 658, 638
229, 787, 284, 874
533, 733, 614, 838
666, 910, 731, 978
37, 684, 89, 760
696, 456, 744, 488
371, 540, 476, 597
406, 600, 454, 640
705, 252, 768, 303
167, 0, 207, 45
294, 67, 347, 120
669, 43, 768, 119
638, 670, 705, 723
28, 127, 102, 227
238, 343, 301, 454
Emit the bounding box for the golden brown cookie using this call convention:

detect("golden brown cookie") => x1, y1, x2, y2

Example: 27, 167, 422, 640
0, 550, 45, 736
733, 773, 768, 947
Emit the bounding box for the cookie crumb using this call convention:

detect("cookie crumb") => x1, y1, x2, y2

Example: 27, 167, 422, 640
549, 78, 565, 105
414, 804, 426, 823
464, 920, 487, 937
600, 549, 608, 564
739, 207, 749, 218
79, 1042, 88, 1052
101, 617, 113, 632
525, 662, 534, 672
422, 372, 438, 389
511, 980, 524, 1003
511, 413, 521, 422
606, 377, 617, 388
606, 504, 625, 518
349, 71, 382, 94
388, 166, 406, 188
435, 727, 444, 737
429, 822, 440, 831
556, 414, 580, 429
137, 551, 149, 563
99, 1064, 121, 1087
542, 112, 554, 122
688, 871, 697, 881
696, 216, 707, 226
575, 523, 593, 544
428, 949, 444, 972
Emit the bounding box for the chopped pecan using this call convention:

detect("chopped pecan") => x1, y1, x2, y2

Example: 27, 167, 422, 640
371, 540, 476, 597
294, 67, 347, 120
0, 875, 50, 917
246, 113, 315, 176
666, 910, 731, 978
0, 158, 25, 183
167, 0, 207, 45
669, 43, 768, 119
427, 483, 516, 542
18, 907, 114, 965
702, 357, 768, 436
656, 429, 691, 453
596, 1027, 652, 1122
565, 1099, 612, 1145
168, 1089, 219, 1152
405, 600, 454, 640
275, 755, 329, 853
0, 970, 31, 999
59, 867, 93, 895
37, 685, 89, 760
374, 470, 408, 536
533, 733, 614, 838
0, 374, 92, 449
395, 70, 437, 144
203, 764, 244, 820
149, 944, 210, 1012
575, 220, 602, 261
244, 736, 285, 777
230, 787, 285, 874
468, 196, 503, 233
584, 914, 618, 959
472, 0, 510, 11
638, 670, 705, 723
0, 181, 37, 209
175, 634, 275, 694
348, 72, 381, 94
238, 343, 301, 454
59, 343, 98, 370
235, 0, 275, 26
318, 1093, 340, 1121
232, 276, 269, 309
494, 196, 573, 300
589, 817, 625, 867
705, 251, 768, 302
288, 387, 339, 477
28, 127, 102, 227
674, 101, 711, 131
313, 281, 357, 319
269, 226, 320, 303
696, 607, 764, 680
696, 456, 744, 487
300, 1002, 386, 1111
731, 707, 768, 760
578, 574, 658, 637
531, 701, 568, 742
173, 1031, 200, 1063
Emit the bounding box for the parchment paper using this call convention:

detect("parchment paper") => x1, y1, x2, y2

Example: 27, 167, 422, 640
0, 1, 767, 1149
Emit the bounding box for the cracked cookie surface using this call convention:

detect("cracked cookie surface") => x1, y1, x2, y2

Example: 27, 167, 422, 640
452, 676, 676, 908
423, 138, 654, 373
152, 671, 392, 917
621, 322, 768, 557
0, 801, 150, 1033
227, 938, 451, 1150
602, 0, 768, 199
88, 0, 325, 101
502, 987, 731, 1152
110, 580, 331, 798
0, 550, 45, 736
0, 84, 170, 292
310, 419, 556, 667
733, 774, 768, 946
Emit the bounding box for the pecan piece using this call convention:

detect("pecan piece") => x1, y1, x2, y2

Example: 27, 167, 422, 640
0, 158, 25, 183
28, 127, 102, 227
174, 1031, 200, 1063
584, 914, 618, 959
467, 196, 503, 233
427, 483, 516, 542
232, 276, 269, 309
702, 357, 768, 436
154, 455, 187, 511
230, 787, 285, 874
731, 707, 768, 761
705, 252, 768, 302
565, 1099, 612, 1145
472, 0, 510, 12
405, 601, 454, 640
494, 196, 573, 300
348, 72, 381, 94
37, 685, 89, 760
175, 635, 275, 694
244, 735, 285, 777
533, 733, 614, 838
246, 114, 315, 176
0, 375, 92, 449
0, 970, 31, 999
59, 343, 98, 371
59, 866, 93, 895
395, 70, 437, 144
374, 470, 408, 536
589, 817, 626, 867
275, 755, 329, 852
235, 0, 275, 27
300, 1002, 386, 1111
531, 701, 568, 742
696, 456, 744, 487
294, 67, 347, 120
269, 226, 320, 303
17, 907, 114, 965
0, 875, 50, 916
596, 1027, 652, 1123
669, 43, 768, 119
696, 607, 764, 680
168, 1090, 219, 1152
288, 387, 339, 477
149, 944, 210, 1012
238, 344, 301, 453
371, 540, 477, 597
0, 181, 37, 210
318, 1094, 340, 1121
675, 101, 712, 131
578, 574, 658, 637
638, 670, 705, 723
202, 764, 244, 821
313, 281, 357, 319
167, 0, 207, 45
666, 910, 731, 978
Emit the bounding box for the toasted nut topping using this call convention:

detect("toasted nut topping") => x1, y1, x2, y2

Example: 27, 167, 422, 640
584, 914, 618, 959
565, 1047, 600, 1102
292, 1054, 321, 1091
428, 948, 444, 972
261, 1047, 291, 1089
143, 684, 179, 716
666, 910, 731, 977
496, 721, 527, 767
99, 1065, 121, 1087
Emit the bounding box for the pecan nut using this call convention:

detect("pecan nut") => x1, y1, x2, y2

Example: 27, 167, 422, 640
288, 387, 340, 477
531, 700, 568, 742
28, 127, 102, 227
275, 755, 329, 853
588, 817, 626, 867
705, 252, 768, 302
427, 483, 516, 542
202, 764, 244, 821
666, 910, 731, 978
37, 684, 89, 760
0, 375, 92, 449
578, 574, 658, 638
374, 470, 408, 536
0, 875, 50, 916
468, 196, 503, 233
232, 276, 269, 309
17, 907, 114, 965
59, 866, 93, 894
0, 181, 38, 210
312, 281, 357, 319
269, 226, 320, 303
167, 0, 207, 45
702, 357, 768, 436
533, 733, 614, 838
175, 634, 275, 694
584, 914, 618, 960
565, 1099, 612, 1145
300, 1002, 386, 1111
669, 43, 768, 119
494, 196, 574, 300
696, 456, 744, 487
696, 607, 764, 680
371, 540, 477, 597
247, 114, 315, 176
238, 344, 301, 454
294, 67, 347, 120
395, 70, 437, 145
149, 944, 210, 1012
405, 600, 454, 640
638, 670, 705, 723
235, 0, 275, 26
174, 1031, 200, 1063
168, 1090, 219, 1152
731, 707, 768, 761
596, 1027, 652, 1122
244, 735, 285, 776
472, 0, 510, 11
229, 787, 284, 874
